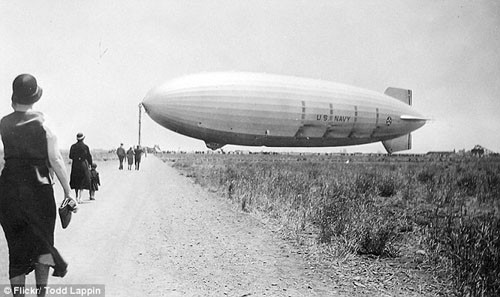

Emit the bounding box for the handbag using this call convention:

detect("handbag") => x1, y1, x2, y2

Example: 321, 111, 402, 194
58, 198, 76, 229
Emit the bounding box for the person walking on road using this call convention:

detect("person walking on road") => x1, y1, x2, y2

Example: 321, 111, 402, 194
116, 143, 126, 170
69, 132, 92, 203
89, 163, 100, 200
0, 74, 77, 297
126, 147, 134, 170
134, 145, 144, 170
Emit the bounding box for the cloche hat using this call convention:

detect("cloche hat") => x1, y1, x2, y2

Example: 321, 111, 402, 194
12, 74, 43, 104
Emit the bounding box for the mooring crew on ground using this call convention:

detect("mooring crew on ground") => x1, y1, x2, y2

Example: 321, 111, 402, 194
116, 143, 126, 170
69, 133, 92, 203
0, 74, 77, 297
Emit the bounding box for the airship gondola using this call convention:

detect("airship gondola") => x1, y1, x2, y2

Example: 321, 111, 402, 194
142, 72, 426, 154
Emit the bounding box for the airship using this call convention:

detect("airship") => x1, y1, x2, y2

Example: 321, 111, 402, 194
142, 72, 426, 154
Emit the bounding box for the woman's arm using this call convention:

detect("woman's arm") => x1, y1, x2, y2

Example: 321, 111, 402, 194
43, 124, 72, 198
87, 145, 93, 166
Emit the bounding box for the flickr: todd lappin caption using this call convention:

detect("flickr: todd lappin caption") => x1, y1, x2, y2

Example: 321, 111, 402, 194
2, 284, 105, 296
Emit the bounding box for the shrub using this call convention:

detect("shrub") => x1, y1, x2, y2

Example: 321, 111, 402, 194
317, 196, 336, 244
417, 168, 435, 184
358, 219, 399, 256
457, 173, 477, 196
476, 167, 500, 203
377, 176, 397, 197
439, 213, 500, 296
354, 171, 377, 195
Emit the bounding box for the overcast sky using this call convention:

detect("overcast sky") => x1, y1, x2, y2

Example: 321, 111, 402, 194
1, 0, 499, 153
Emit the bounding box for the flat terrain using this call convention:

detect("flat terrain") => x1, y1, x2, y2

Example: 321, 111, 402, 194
0, 156, 435, 296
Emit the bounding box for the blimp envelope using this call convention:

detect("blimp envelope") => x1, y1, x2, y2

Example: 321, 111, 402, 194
142, 72, 426, 153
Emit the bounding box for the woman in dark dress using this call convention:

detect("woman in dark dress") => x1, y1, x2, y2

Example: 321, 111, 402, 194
0, 74, 77, 296
69, 133, 92, 203
126, 147, 134, 170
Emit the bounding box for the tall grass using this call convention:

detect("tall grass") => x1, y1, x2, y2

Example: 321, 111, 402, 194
163, 153, 500, 296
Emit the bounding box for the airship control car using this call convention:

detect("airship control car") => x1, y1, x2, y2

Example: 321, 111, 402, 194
142, 72, 426, 154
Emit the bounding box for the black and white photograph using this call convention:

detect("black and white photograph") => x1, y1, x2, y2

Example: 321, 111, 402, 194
1, 1, 499, 296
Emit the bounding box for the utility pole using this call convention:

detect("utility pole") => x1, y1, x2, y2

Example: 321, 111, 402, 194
138, 103, 142, 146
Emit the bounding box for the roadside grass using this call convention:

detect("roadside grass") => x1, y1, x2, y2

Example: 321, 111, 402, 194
161, 152, 500, 297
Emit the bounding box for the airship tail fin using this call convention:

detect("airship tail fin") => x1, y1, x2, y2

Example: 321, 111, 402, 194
384, 88, 412, 105
382, 133, 411, 154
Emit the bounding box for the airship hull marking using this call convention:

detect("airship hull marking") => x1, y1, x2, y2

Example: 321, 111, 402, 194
164, 119, 397, 148
145, 94, 423, 145
146, 99, 407, 148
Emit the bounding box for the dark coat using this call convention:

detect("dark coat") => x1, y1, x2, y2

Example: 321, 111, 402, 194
126, 148, 134, 165
116, 146, 126, 158
134, 147, 143, 161
69, 140, 92, 190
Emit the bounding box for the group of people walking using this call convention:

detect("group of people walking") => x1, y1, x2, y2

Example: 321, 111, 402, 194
69, 133, 100, 203
0, 74, 109, 296
0, 73, 147, 297
116, 143, 144, 170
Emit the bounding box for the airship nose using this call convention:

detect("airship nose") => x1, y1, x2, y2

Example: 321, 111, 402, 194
142, 87, 167, 115
142, 85, 190, 132
142, 87, 168, 124
141, 90, 156, 114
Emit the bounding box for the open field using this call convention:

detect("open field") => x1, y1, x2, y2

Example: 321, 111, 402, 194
0, 150, 498, 296
160, 152, 500, 296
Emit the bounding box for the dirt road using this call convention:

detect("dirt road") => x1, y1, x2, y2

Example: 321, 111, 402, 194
1, 156, 353, 296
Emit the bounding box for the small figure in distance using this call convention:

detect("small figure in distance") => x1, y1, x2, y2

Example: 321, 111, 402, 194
126, 147, 134, 170
89, 163, 100, 201
134, 145, 144, 170
116, 143, 126, 170
69, 133, 92, 204
0, 74, 77, 296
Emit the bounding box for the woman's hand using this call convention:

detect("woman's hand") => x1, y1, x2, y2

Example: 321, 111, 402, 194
66, 196, 79, 213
